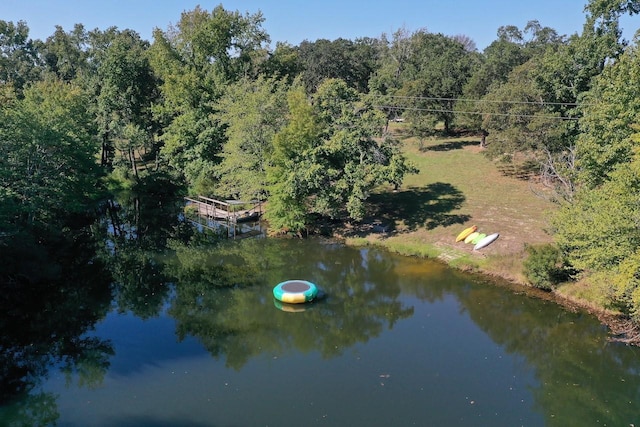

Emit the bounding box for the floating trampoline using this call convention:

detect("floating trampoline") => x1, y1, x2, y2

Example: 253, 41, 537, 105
273, 280, 318, 304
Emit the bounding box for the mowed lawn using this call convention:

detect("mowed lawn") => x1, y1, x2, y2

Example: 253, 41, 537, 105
357, 126, 558, 281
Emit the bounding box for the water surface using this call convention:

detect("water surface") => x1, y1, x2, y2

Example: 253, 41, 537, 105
2, 237, 639, 426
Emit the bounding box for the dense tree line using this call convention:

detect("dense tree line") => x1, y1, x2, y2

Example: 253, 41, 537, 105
2, 1, 640, 318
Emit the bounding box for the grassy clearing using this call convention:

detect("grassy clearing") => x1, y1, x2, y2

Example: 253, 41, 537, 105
346, 124, 557, 284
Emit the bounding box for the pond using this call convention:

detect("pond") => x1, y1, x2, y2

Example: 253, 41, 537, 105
2, 234, 640, 426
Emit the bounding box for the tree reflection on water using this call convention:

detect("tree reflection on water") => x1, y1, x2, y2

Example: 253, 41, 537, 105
165, 238, 415, 370
389, 254, 640, 426
0, 228, 113, 426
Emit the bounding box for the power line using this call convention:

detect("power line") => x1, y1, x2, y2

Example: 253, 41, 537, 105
373, 104, 580, 120
368, 94, 588, 107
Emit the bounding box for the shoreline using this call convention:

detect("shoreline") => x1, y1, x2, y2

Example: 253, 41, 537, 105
329, 229, 638, 346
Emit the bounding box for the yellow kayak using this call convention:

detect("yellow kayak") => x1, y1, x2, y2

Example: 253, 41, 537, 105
455, 225, 477, 242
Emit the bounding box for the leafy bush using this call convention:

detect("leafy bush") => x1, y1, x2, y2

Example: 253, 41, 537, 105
523, 244, 568, 291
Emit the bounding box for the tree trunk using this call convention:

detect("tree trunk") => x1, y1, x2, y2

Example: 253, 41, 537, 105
128, 147, 138, 179
101, 133, 111, 167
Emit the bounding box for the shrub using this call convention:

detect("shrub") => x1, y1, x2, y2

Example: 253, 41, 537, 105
523, 243, 568, 291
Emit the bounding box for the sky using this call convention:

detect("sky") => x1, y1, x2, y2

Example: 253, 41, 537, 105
1, 0, 639, 51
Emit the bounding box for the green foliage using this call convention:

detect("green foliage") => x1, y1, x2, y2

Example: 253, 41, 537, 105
264, 85, 319, 232
611, 250, 640, 320
367, 27, 411, 120
553, 142, 640, 316
311, 79, 416, 219
296, 37, 380, 93
263, 79, 416, 232
552, 166, 640, 273
259, 42, 302, 82
481, 60, 554, 156
0, 20, 42, 95
552, 40, 640, 319
456, 21, 575, 135
263, 176, 309, 234
458, 38, 525, 131
404, 31, 477, 133
577, 44, 640, 188
105, 167, 136, 191
476, 22, 622, 202
376, 30, 477, 134
477, 21, 573, 154
585, 0, 640, 24
213, 75, 289, 200
368, 28, 478, 132
0, 79, 102, 231
40, 24, 89, 82
97, 30, 155, 125
523, 244, 566, 290
148, 5, 269, 193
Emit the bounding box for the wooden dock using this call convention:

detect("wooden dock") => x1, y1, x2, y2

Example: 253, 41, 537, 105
184, 196, 264, 238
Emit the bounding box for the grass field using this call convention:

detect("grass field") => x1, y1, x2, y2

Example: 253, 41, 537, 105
343, 124, 558, 284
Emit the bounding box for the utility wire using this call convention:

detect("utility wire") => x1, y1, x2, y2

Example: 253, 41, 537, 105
373, 104, 580, 120
371, 94, 586, 107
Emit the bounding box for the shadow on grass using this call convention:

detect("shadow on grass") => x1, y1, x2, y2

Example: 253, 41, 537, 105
421, 139, 480, 152
367, 182, 470, 232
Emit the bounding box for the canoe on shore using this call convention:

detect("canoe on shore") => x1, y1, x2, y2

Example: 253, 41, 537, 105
456, 226, 477, 242
474, 233, 500, 250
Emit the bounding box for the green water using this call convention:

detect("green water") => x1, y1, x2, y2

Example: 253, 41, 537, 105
2, 236, 639, 426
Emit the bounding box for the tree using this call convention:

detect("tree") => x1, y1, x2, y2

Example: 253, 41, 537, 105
375, 30, 477, 134
553, 39, 640, 318
148, 5, 269, 194
553, 143, 640, 317
264, 85, 319, 233
584, 0, 640, 24
148, 39, 223, 194
0, 79, 101, 231
478, 54, 585, 203
530, 27, 626, 199
458, 21, 566, 137
367, 27, 414, 123
350, 37, 383, 93
521, 20, 566, 54
575, 43, 640, 188
96, 30, 157, 179
72, 26, 132, 169
0, 87, 20, 233
471, 16, 629, 201
457, 35, 528, 133
452, 34, 477, 52
0, 20, 41, 95
213, 75, 289, 200
40, 24, 88, 82
260, 41, 302, 82
480, 60, 565, 156
296, 37, 380, 93
265, 79, 416, 233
